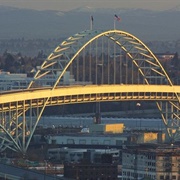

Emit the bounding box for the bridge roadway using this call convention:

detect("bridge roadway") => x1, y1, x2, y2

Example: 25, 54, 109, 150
0, 84, 179, 111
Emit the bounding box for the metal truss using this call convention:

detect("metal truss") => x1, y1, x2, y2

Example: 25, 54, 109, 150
0, 29, 179, 153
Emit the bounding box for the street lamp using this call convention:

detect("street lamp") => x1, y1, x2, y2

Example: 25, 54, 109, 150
44, 160, 47, 180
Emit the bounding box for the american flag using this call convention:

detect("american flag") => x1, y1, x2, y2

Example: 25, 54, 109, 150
114, 14, 121, 21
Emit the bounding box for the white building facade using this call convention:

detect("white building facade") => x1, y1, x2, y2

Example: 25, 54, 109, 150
47, 134, 129, 146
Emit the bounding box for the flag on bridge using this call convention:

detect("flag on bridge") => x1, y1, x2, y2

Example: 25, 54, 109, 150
114, 14, 121, 21
114, 14, 121, 29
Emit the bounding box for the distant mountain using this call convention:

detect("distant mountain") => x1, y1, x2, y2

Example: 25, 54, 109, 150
0, 5, 179, 41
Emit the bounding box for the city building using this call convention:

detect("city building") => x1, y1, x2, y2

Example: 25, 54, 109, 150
64, 162, 118, 180
0, 70, 75, 91
0, 71, 30, 91
32, 69, 76, 87
46, 129, 164, 147
156, 146, 180, 180
132, 130, 165, 144
47, 147, 120, 164
89, 123, 124, 134
62, 149, 119, 180
122, 144, 180, 180
47, 133, 131, 147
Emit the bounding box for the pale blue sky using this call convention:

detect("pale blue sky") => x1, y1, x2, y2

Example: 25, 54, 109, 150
0, 0, 180, 11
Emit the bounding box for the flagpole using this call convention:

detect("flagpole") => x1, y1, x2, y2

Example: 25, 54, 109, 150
114, 19, 116, 29
90, 18, 92, 30
90, 15, 93, 30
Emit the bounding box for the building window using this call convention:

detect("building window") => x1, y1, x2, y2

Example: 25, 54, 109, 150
160, 175, 164, 180
172, 175, 176, 180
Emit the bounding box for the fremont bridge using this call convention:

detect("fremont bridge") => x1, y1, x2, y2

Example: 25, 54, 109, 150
0, 29, 180, 154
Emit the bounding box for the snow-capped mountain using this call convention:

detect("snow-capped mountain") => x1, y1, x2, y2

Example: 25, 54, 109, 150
0, 5, 179, 41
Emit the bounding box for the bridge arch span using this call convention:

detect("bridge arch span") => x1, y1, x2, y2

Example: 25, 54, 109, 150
28, 29, 173, 89
0, 29, 179, 153
27, 29, 179, 145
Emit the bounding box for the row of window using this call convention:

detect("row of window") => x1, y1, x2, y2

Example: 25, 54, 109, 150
122, 171, 156, 180
160, 175, 177, 180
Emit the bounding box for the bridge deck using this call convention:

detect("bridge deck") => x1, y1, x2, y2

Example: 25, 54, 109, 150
0, 85, 179, 104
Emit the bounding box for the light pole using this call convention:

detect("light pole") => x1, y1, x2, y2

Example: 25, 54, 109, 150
136, 103, 142, 130
44, 160, 47, 180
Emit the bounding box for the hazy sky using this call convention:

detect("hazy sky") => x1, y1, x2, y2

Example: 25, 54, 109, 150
0, 0, 180, 11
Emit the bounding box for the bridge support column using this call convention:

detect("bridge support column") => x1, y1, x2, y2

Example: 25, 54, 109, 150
94, 102, 101, 124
